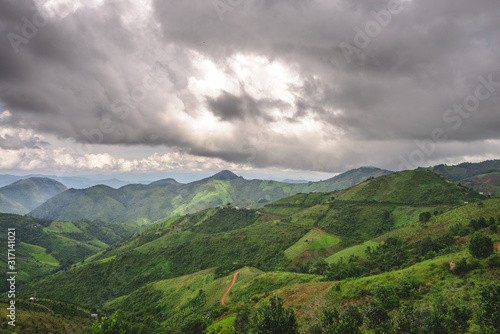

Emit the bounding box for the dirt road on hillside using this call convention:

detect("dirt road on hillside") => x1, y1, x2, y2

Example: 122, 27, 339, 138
220, 272, 239, 306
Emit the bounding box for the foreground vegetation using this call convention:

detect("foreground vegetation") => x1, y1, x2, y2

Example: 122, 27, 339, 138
3, 170, 500, 333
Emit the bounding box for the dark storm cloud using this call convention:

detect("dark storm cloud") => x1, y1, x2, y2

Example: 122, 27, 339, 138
0, 0, 196, 147
206, 88, 284, 122
0, 0, 499, 172
153, 0, 500, 140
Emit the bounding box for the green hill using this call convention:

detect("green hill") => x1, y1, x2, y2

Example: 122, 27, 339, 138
334, 169, 478, 205
0, 213, 138, 292
0, 177, 67, 214
22, 171, 482, 301
421, 159, 500, 196
15, 170, 500, 333
29, 167, 392, 225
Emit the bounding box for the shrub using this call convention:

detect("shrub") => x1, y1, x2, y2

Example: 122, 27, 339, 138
374, 284, 400, 310
362, 299, 390, 332
469, 233, 494, 259
257, 296, 298, 334
393, 304, 422, 334
486, 254, 500, 268
89, 312, 128, 334
321, 307, 362, 334
419, 212, 432, 224
477, 283, 500, 331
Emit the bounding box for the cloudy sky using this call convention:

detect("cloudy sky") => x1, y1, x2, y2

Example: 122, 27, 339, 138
0, 0, 499, 180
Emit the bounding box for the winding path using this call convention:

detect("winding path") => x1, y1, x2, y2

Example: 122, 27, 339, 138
220, 272, 239, 306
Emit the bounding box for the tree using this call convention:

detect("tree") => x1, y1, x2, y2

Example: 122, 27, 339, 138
469, 233, 494, 259
234, 304, 257, 333
469, 219, 479, 231
321, 307, 362, 334
477, 283, 500, 331
177, 314, 208, 334
257, 296, 298, 334
394, 304, 421, 334
419, 212, 432, 224
89, 312, 128, 334
362, 299, 390, 332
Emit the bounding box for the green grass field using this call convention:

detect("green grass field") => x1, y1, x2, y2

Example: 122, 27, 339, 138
326, 240, 379, 264
206, 315, 237, 332
284, 230, 326, 260
43, 221, 82, 234
290, 205, 330, 226
378, 198, 500, 242
307, 234, 340, 250
21, 242, 59, 266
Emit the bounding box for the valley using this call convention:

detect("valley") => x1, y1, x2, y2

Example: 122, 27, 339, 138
0, 169, 497, 333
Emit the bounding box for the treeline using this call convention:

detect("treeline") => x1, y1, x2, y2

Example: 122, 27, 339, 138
298, 283, 500, 334
289, 223, 497, 281
189, 208, 259, 235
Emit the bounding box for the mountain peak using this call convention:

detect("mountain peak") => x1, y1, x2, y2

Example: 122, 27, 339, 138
211, 170, 240, 181
8, 177, 67, 191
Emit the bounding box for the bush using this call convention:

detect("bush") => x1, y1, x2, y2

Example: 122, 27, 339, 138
374, 284, 400, 310
362, 299, 391, 332
419, 212, 432, 224
477, 283, 500, 331
88, 312, 129, 334
393, 304, 422, 334
486, 254, 500, 268
321, 307, 362, 334
469, 233, 494, 259
257, 296, 298, 334
422, 303, 471, 334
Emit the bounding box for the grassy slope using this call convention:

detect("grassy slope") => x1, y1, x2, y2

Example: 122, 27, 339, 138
284, 230, 328, 260
22, 171, 483, 304
423, 159, 500, 195
102, 266, 322, 326
0, 213, 138, 292
0, 299, 92, 333
17, 170, 499, 332
23, 208, 311, 306
326, 240, 380, 264
334, 170, 478, 205
206, 199, 500, 331
461, 172, 500, 196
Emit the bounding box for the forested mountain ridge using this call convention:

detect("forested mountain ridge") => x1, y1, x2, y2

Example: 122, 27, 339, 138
421, 159, 500, 196
28, 167, 392, 225
0, 177, 67, 214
